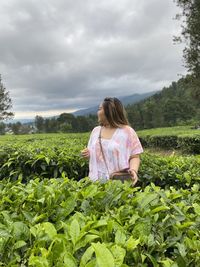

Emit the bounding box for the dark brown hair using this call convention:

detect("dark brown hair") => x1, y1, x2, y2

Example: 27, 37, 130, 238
102, 97, 129, 127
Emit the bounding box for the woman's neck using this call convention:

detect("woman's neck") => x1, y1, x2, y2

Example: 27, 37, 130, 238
103, 124, 114, 129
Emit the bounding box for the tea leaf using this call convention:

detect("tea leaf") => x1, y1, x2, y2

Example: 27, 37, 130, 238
92, 242, 115, 267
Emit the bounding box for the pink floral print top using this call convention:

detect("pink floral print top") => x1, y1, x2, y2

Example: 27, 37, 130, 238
87, 125, 143, 181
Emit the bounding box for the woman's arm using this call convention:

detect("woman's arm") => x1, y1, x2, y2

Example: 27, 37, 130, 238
129, 154, 140, 185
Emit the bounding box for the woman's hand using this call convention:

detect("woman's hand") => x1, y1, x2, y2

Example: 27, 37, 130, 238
129, 169, 138, 186
129, 155, 140, 186
81, 148, 90, 158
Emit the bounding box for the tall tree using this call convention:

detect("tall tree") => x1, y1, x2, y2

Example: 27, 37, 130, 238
35, 115, 45, 132
0, 122, 6, 135
176, 0, 200, 77
0, 75, 14, 120
175, 0, 200, 100
11, 122, 22, 135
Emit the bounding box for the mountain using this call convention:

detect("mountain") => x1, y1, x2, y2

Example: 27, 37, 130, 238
73, 91, 157, 116
5, 91, 157, 124
5, 118, 35, 124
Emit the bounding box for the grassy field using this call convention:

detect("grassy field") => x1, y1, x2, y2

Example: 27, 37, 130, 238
0, 125, 199, 141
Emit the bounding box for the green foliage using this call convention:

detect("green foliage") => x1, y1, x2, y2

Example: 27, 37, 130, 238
174, 0, 200, 101
0, 133, 89, 182
0, 132, 200, 265
139, 135, 178, 150
138, 125, 200, 136
139, 134, 200, 154
127, 77, 200, 130
139, 153, 200, 189
0, 133, 199, 190
33, 113, 98, 134
138, 126, 200, 154
178, 135, 200, 154
175, 0, 200, 78
0, 122, 5, 134
0, 178, 200, 266
0, 75, 14, 121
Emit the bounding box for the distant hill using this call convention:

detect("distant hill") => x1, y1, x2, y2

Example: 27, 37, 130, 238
73, 91, 157, 116
5, 91, 157, 125
5, 118, 35, 124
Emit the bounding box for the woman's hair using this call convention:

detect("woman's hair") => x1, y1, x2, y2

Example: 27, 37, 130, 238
102, 97, 129, 127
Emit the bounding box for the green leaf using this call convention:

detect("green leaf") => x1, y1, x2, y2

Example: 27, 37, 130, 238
22, 211, 34, 223
64, 252, 78, 267
151, 205, 170, 213
1, 211, 13, 225
0, 229, 11, 238
42, 222, 57, 239
82, 184, 98, 198
13, 240, 27, 250
75, 234, 99, 252
61, 195, 76, 216
12, 221, 30, 241
115, 230, 126, 246
33, 213, 48, 223
45, 157, 50, 165
49, 238, 66, 261
146, 253, 158, 267
126, 237, 140, 251
193, 203, 200, 215
91, 219, 107, 229
177, 243, 186, 257
29, 255, 49, 267
37, 197, 45, 204
92, 242, 115, 267
140, 193, 158, 209
80, 246, 95, 267
70, 219, 80, 246
111, 245, 126, 266
85, 259, 97, 267
159, 258, 178, 267
176, 221, 194, 229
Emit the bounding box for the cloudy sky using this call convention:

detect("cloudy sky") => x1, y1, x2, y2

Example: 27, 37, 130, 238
0, 0, 185, 119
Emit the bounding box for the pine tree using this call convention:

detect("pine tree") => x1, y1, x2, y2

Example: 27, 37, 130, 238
175, 0, 200, 100
0, 75, 14, 120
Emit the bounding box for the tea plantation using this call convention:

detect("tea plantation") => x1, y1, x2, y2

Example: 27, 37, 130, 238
0, 132, 200, 266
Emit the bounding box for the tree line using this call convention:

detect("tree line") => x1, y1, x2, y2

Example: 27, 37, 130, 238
34, 113, 97, 133
0, 113, 98, 135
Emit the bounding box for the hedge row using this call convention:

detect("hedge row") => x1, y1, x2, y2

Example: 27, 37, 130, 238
139, 153, 200, 189
139, 134, 200, 154
0, 143, 200, 189
0, 146, 88, 182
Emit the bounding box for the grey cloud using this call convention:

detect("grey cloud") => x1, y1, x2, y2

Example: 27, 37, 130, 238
0, 0, 185, 118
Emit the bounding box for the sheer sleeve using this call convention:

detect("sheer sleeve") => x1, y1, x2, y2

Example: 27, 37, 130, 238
87, 126, 100, 149
125, 126, 143, 156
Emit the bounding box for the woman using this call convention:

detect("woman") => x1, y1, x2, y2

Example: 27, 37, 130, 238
81, 97, 143, 185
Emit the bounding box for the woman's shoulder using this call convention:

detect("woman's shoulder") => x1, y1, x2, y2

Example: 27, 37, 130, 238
121, 125, 134, 131
120, 125, 137, 135
91, 125, 101, 134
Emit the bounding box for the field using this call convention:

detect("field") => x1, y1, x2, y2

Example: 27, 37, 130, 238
0, 130, 200, 266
